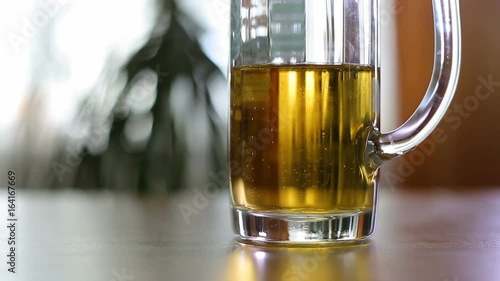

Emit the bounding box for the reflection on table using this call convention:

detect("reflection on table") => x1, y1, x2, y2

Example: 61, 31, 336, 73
224, 242, 374, 281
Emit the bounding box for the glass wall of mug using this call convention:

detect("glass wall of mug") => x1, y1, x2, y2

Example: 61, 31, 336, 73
229, 0, 380, 242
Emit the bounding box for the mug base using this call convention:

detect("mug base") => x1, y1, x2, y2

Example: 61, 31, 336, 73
232, 207, 375, 244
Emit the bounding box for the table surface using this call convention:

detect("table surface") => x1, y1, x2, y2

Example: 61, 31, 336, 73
1, 187, 500, 281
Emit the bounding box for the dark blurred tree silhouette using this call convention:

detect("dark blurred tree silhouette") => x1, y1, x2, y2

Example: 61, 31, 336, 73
54, 0, 225, 193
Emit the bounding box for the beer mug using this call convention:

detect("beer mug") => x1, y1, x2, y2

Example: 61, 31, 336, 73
229, 0, 461, 243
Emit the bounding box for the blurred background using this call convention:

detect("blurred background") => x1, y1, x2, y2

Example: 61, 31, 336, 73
0, 0, 229, 193
394, 0, 500, 187
0, 0, 498, 193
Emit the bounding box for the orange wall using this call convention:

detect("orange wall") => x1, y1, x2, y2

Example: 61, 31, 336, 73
388, 0, 500, 187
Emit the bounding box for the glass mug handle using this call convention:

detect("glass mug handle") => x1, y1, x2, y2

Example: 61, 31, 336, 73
367, 0, 462, 167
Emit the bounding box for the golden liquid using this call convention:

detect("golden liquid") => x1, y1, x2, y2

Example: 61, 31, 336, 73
230, 65, 378, 213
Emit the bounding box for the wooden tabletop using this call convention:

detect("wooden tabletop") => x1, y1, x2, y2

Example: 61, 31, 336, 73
1, 187, 500, 281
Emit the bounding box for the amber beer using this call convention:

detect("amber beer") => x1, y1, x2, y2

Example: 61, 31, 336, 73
230, 65, 378, 214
